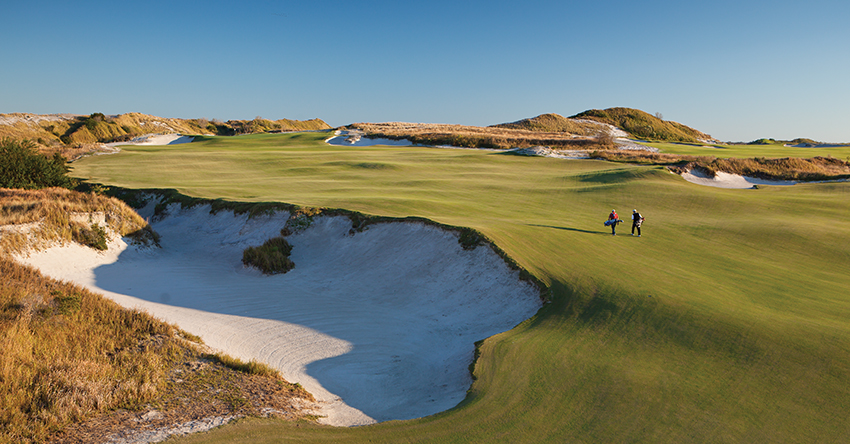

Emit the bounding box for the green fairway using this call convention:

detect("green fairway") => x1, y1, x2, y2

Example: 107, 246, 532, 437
71, 132, 850, 443
646, 140, 850, 160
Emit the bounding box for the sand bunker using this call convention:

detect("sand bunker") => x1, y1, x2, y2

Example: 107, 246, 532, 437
681, 169, 797, 189
105, 134, 194, 149
325, 130, 414, 147
15, 203, 541, 426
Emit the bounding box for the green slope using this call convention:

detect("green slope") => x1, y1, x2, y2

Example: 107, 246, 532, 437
69, 132, 850, 443
572, 108, 713, 143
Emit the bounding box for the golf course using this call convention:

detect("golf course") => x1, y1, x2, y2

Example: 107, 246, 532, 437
56, 130, 850, 443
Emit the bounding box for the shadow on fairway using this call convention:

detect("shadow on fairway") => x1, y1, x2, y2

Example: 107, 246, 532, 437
528, 224, 608, 235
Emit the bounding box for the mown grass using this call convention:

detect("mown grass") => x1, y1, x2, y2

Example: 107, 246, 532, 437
68, 132, 850, 443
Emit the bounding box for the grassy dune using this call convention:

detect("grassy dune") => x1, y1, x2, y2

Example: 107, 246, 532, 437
571, 108, 714, 143
68, 132, 850, 443
347, 122, 605, 150
647, 140, 850, 160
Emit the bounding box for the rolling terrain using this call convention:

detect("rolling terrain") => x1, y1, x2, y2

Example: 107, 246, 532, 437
60, 131, 850, 443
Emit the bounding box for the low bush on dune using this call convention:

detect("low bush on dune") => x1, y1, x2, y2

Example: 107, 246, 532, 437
71, 222, 109, 250
242, 235, 295, 275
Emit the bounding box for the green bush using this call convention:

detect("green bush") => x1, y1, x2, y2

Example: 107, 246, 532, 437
72, 223, 109, 250
0, 138, 73, 189
242, 236, 295, 274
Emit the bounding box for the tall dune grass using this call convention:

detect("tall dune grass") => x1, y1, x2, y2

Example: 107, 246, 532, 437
0, 187, 157, 253
348, 122, 609, 149
0, 256, 185, 443
591, 150, 850, 181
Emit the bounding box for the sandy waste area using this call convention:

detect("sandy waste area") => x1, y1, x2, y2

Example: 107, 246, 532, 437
15, 202, 542, 427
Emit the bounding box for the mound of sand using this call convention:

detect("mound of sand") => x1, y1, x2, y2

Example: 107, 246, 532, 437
15, 203, 541, 426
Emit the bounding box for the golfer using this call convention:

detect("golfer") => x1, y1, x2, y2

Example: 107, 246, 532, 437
608, 209, 619, 235
631, 209, 645, 237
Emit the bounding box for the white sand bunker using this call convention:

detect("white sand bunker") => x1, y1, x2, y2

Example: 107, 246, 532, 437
681, 169, 796, 189
106, 133, 195, 148
325, 130, 414, 147
16, 204, 541, 426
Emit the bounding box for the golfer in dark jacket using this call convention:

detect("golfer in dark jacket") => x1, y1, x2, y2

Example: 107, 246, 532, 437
631, 209, 644, 237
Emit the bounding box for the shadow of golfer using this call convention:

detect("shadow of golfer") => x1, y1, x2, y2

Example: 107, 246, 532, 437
527, 224, 608, 235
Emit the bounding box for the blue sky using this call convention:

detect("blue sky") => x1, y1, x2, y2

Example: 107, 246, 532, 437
2, 0, 848, 142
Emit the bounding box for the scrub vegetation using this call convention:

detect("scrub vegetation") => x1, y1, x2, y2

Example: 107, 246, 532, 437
64, 131, 850, 443
591, 150, 850, 181
491, 112, 602, 134
242, 234, 295, 275
0, 257, 313, 444
0, 255, 184, 443
347, 121, 609, 150
0, 138, 73, 189
0, 190, 313, 443
0, 187, 157, 254
0, 112, 330, 160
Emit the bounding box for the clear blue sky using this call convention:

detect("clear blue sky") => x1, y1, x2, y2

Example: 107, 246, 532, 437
2, 0, 849, 142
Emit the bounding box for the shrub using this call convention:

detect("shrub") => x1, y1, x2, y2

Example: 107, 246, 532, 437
242, 236, 294, 274
72, 223, 109, 250
0, 138, 73, 189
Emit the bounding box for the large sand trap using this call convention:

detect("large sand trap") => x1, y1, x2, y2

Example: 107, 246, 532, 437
681, 169, 796, 189
15, 203, 541, 426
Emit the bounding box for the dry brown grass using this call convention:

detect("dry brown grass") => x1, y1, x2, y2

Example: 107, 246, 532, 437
689, 156, 850, 181
0, 257, 313, 444
348, 121, 613, 150
0, 113, 331, 159
491, 113, 603, 136
591, 150, 850, 181
0, 256, 182, 443
0, 188, 313, 443
0, 188, 156, 254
